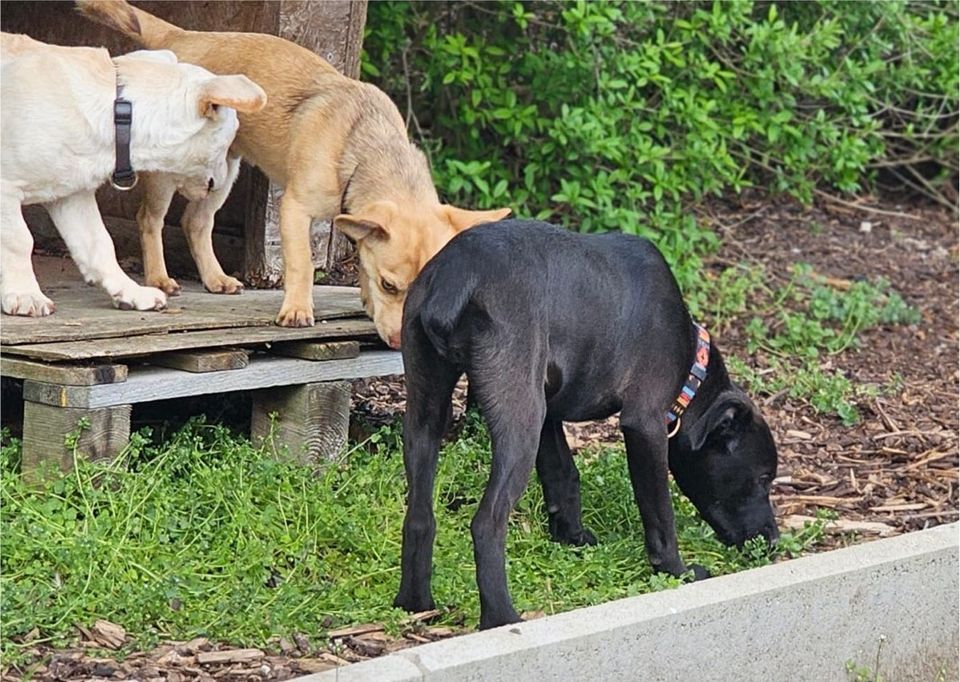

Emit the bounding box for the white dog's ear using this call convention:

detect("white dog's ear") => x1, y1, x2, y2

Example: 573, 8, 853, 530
123, 49, 178, 64
199, 75, 267, 117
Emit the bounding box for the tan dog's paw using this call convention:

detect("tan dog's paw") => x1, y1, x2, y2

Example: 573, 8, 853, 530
2, 292, 55, 317
275, 301, 315, 327
203, 274, 244, 295
147, 276, 182, 297
113, 285, 167, 312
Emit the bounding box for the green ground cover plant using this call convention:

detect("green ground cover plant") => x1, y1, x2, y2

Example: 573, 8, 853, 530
0, 419, 828, 664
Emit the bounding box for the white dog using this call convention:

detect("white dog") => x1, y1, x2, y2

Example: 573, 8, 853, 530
0, 32, 266, 316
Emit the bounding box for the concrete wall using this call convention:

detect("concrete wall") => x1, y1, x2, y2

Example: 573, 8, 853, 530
302, 523, 959, 682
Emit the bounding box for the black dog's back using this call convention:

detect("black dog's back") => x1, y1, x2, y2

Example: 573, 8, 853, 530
404, 220, 693, 420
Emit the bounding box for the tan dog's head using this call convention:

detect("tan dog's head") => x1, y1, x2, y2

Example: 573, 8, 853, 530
335, 202, 511, 349
114, 51, 266, 194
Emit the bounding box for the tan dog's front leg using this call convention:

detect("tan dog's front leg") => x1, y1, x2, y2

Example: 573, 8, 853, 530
275, 193, 315, 327
137, 173, 181, 295
182, 156, 243, 294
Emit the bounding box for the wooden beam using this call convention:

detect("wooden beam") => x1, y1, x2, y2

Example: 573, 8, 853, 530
0, 356, 128, 385
21, 401, 131, 482
151, 349, 249, 373
251, 381, 351, 463
270, 340, 360, 362
22, 351, 403, 409
1, 318, 378, 362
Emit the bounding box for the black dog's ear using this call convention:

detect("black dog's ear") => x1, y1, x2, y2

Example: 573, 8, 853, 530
687, 391, 753, 450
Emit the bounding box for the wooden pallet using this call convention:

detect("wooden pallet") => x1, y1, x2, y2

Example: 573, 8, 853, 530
1, 269, 403, 479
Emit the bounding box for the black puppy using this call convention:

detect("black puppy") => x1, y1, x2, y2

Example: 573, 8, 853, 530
394, 220, 779, 630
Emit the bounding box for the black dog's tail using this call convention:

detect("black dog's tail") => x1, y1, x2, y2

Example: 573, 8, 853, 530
417, 271, 479, 358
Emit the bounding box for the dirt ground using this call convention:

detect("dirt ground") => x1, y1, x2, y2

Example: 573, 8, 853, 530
5, 194, 958, 681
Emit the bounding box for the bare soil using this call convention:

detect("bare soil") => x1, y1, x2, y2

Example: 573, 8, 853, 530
6, 195, 957, 681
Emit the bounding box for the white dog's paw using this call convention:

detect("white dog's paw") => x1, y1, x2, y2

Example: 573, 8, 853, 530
113, 285, 167, 311
2, 292, 56, 316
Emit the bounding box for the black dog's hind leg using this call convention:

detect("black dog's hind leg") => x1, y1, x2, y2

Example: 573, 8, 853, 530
536, 418, 596, 547
471, 379, 546, 630
621, 412, 708, 580
393, 346, 461, 614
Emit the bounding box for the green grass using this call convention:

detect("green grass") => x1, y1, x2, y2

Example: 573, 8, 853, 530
0, 417, 827, 664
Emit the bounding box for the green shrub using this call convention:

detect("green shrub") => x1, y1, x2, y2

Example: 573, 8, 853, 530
363, 0, 958, 277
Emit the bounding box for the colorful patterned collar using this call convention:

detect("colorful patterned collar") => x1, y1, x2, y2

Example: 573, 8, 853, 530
666, 323, 711, 438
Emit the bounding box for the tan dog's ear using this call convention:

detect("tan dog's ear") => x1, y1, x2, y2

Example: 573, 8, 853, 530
334, 201, 398, 242
442, 205, 512, 232
199, 75, 267, 117
334, 214, 388, 243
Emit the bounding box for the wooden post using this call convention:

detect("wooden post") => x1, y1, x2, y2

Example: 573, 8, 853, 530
244, 0, 369, 285
21, 400, 131, 481
251, 381, 351, 464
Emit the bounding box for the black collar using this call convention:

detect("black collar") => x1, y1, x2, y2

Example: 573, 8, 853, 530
111, 74, 137, 191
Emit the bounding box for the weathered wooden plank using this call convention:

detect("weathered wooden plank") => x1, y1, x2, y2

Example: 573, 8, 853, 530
23, 351, 403, 408
0, 266, 365, 345
252, 381, 351, 463
0, 356, 128, 385
21, 401, 131, 481
270, 340, 360, 362
151, 349, 249, 373
1, 318, 379, 362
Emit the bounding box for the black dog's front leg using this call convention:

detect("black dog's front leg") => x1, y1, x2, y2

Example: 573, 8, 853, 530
536, 418, 596, 547
621, 416, 708, 580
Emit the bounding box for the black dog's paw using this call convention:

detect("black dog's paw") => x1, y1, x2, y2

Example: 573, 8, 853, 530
688, 564, 711, 581
393, 592, 436, 613
573, 528, 598, 547
549, 518, 598, 547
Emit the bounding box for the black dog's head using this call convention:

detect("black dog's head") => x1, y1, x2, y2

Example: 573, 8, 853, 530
668, 388, 779, 548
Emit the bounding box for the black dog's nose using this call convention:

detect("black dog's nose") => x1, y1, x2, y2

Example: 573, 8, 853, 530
764, 522, 780, 546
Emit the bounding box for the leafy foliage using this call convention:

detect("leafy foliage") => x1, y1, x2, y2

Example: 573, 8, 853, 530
0, 420, 826, 663
364, 0, 958, 266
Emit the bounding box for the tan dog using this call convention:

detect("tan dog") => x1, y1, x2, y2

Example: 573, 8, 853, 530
0, 31, 265, 316
77, 0, 510, 346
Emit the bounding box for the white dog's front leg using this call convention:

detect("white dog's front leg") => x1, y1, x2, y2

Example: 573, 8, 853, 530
45, 192, 167, 311
0, 191, 55, 316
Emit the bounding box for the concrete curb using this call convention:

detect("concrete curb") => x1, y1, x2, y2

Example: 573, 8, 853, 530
301, 523, 959, 682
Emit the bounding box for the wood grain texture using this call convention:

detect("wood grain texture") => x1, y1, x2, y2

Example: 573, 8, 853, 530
21, 401, 131, 481
270, 340, 360, 362
1, 258, 366, 345
22, 351, 403, 408
2, 319, 380, 362
151, 349, 249, 373
0, 357, 128, 386
251, 381, 351, 463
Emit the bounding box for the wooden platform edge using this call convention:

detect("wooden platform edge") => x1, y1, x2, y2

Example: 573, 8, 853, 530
1, 355, 128, 386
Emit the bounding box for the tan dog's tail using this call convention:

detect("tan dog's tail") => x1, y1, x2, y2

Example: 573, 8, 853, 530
76, 0, 182, 49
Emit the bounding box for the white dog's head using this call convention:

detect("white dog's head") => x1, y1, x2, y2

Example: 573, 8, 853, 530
113, 51, 266, 195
